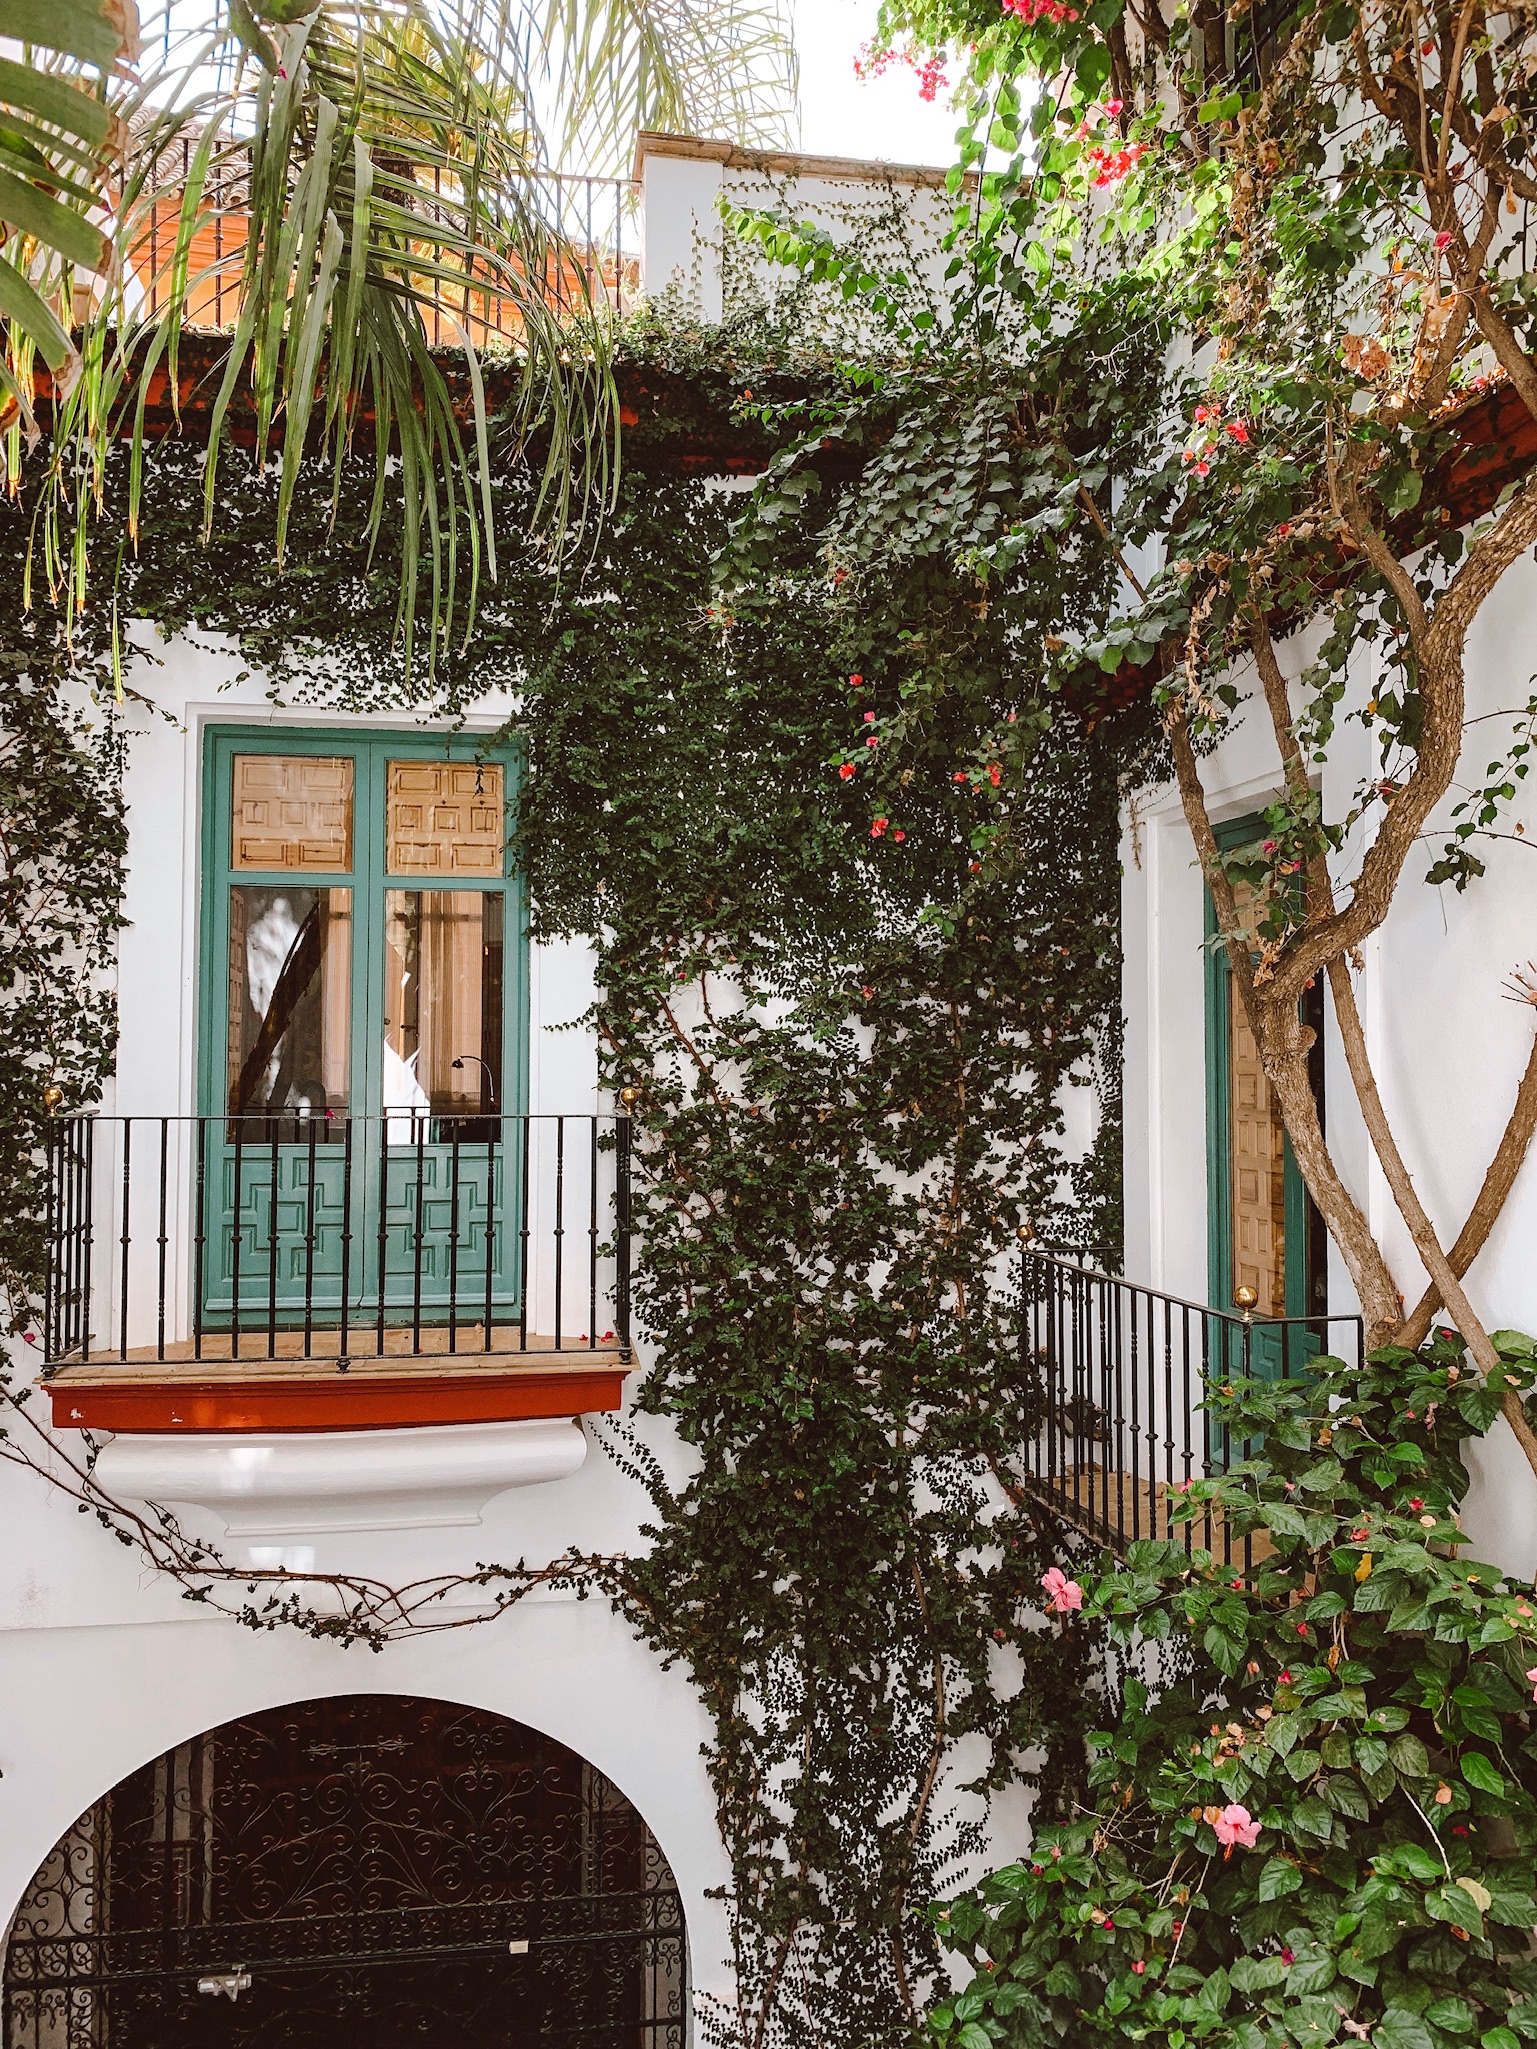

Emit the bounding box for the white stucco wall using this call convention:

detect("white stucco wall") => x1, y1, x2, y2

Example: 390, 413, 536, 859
1123, 559, 1537, 1582
635, 134, 958, 323
2, 617, 1046, 2025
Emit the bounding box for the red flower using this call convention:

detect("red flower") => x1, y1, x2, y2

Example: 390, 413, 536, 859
861, 985, 874, 999
988, 764, 1002, 785
953, 771, 968, 783
1280, 1946, 1295, 1965
871, 818, 888, 837
1225, 419, 1249, 442
892, 829, 906, 842
838, 763, 857, 780
865, 735, 879, 747
863, 711, 876, 722
849, 674, 863, 685
1131, 1960, 1145, 1975
1434, 229, 1453, 251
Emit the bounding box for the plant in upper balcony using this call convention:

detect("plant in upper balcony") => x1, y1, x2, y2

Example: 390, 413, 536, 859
721, 0, 1537, 1481
926, 1331, 1537, 2049
4, 0, 798, 667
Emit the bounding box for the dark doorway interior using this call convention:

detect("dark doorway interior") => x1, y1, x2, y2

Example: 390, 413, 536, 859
2, 1693, 686, 2049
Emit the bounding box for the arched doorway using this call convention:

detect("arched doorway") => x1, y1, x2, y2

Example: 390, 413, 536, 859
2, 1693, 686, 2048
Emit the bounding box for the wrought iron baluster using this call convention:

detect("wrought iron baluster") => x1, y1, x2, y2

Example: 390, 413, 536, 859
231, 1123, 245, 1361
118, 1119, 132, 1360
588, 1116, 598, 1349
448, 1121, 462, 1355
411, 1115, 426, 1355
156, 1118, 170, 1362
616, 1106, 632, 1355
553, 1116, 566, 1351
486, 1126, 497, 1352
266, 1125, 281, 1357
303, 1116, 319, 1359
338, 1116, 353, 1366
517, 1117, 531, 1352
194, 1117, 207, 1362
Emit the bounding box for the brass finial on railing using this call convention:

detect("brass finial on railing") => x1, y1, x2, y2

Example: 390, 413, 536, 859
1233, 1284, 1258, 1322
43, 1085, 63, 1112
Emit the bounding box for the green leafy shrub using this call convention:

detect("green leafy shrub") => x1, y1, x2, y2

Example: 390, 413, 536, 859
928, 1334, 1537, 2049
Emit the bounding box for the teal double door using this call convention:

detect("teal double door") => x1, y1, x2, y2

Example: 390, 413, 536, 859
198, 728, 525, 1329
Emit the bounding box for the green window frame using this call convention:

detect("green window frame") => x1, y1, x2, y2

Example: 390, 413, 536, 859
196, 725, 527, 1326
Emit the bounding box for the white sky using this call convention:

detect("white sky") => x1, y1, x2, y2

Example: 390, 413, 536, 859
792, 0, 961, 167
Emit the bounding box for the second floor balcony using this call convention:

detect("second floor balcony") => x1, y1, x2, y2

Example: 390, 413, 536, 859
38, 1108, 633, 1436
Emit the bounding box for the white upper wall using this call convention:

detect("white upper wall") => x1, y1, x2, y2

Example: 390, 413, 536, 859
634, 131, 961, 323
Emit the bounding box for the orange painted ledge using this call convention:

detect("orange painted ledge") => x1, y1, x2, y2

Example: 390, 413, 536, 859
42, 1358, 630, 1434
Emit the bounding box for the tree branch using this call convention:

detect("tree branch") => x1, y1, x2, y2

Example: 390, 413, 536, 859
1399, 1025, 1537, 1346
1328, 956, 1537, 1480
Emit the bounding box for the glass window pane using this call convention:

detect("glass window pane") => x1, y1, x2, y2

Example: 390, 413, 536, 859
383, 891, 503, 1139
227, 887, 350, 1128
386, 761, 504, 876
231, 755, 353, 872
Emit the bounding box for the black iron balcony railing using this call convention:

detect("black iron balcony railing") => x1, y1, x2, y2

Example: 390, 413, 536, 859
42, 1112, 632, 1371
1020, 1246, 1364, 1559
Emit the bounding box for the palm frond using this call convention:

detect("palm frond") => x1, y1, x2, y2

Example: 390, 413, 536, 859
539, 0, 799, 176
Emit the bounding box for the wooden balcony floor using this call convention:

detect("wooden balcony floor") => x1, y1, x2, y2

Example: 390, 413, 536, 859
1027, 1463, 1273, 1562
41, 1332, 631, 1434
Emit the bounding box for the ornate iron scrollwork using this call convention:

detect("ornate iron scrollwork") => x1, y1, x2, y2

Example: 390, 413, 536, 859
3, 1694, 686, 2048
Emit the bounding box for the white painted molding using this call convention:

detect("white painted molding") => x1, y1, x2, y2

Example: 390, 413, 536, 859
92, 1417, 589, 1538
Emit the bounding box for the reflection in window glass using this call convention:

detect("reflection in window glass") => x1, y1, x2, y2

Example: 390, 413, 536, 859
227, 887, 350, 1129
383, 891, 503, 1142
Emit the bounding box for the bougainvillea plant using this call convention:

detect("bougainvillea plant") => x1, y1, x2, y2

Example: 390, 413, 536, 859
728, 0, 1537, 1480
927, 1332, 1537, 2049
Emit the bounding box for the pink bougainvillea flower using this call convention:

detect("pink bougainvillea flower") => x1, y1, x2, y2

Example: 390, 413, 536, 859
1174, 1477, 1194, 1493
1104, 97, 1124, 117
1409, 1497, 1424, 1510
1225, 419, 1250, 442
988, 764, 1003, 786
865, 735, 879, 747
1194, 459, 1210, 476
953, 771, 968, 783
849, 674, 863, 685
1525, 1664, 1537, 1703
861, 985, 874, 999
1001, 0, 1079, 20
863, 710, 876, 722
1261, 837, 1277, 853
1041, 1566, 1084, 1614
1131, 1959, 1145, 1975
1434, 229, 1453, 251
838, 763, 857, 780
892, 829, 906, 842
1280, 1946, 1295, 1965
870, 818, 888, 837
1213, 1804, 1261, 1852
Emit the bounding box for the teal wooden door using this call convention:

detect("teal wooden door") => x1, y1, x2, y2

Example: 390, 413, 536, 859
1204, 814, 1326, 1381
200, 729, 525, 1329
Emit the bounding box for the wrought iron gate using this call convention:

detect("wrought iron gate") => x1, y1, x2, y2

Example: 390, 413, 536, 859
2, 1695, 686, 2049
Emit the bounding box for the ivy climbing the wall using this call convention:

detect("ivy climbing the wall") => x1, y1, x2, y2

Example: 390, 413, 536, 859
0, 308, 1154, 2046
